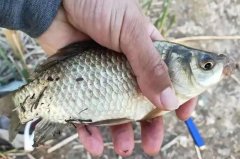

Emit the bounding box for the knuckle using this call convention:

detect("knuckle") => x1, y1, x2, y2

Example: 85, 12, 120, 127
135, 54, 169, 81
120, 10, 144, 46
120, 19, 145, 53
150, 59, 168, 77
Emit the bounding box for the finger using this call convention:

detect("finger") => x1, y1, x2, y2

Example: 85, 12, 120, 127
110, 123, 134, 157
175, 97, 198, 121
140, 117, 164, 155
147, 23, 163, 41
120, 16, 178, 110
76, 124, 104, 156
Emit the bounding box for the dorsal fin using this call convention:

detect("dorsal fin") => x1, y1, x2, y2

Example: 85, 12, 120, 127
34, 40, 104, 73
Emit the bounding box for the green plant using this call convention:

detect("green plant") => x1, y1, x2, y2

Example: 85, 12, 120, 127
141, 0, 153, 14
153, 0, 175, 36
141, 0, 176, 37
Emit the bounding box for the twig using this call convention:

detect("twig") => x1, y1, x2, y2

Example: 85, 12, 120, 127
195, 146, 203, 159
27, 153, 36, 159
161, 136, 179, 152
171, 35, 240, 43
0, 153, 7, 159
86, 152, 92, 159
118, 155, 123, 159
73, 140, 142, 150
231, 75, 240, 85
47, 133, 78, 153
6, 152, 27, 156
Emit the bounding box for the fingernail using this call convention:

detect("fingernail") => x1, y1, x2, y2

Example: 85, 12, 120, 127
160, 87, 179, 110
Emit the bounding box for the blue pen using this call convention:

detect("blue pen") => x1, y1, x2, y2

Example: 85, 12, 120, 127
184, 117, 206, 150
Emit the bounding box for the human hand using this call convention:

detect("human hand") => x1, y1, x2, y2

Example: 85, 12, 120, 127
40, 0, 178, 110
37, 0, 198, 156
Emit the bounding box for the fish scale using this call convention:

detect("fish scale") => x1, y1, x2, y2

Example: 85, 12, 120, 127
17, 47, 143, 124
10, 40, 230, 144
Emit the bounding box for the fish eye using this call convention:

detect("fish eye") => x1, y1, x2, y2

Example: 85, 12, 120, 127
200, 60, 215, 70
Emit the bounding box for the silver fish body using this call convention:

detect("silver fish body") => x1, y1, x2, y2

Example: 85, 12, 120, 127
12, 40, 229, 126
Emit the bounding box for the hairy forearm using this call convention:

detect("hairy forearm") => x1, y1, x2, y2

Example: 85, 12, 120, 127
0, 0, 61, 37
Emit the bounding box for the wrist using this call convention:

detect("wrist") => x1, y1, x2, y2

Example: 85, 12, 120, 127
37, 7, 89, 56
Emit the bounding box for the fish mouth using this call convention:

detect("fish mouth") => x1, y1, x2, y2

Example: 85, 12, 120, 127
219, 54, 235, 76
223, 64, 234, 76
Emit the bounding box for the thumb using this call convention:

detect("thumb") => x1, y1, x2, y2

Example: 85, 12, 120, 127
120, 21, 178, 110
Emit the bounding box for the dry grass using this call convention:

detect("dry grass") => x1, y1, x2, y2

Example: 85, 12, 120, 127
0, 29, 46, 86
171, 35, 240, 43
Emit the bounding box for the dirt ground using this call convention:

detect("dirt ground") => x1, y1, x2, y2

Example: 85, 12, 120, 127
1, 0, 240, 159
157, 0, 240, 158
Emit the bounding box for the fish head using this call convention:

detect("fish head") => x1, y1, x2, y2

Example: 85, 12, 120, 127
156, 41, 234, 104
190, 50, 233, 88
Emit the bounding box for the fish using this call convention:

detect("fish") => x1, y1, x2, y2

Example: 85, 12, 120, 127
6, 40, 232, 145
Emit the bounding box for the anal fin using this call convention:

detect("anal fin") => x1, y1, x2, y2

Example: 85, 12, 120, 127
89, 118, 132, 126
